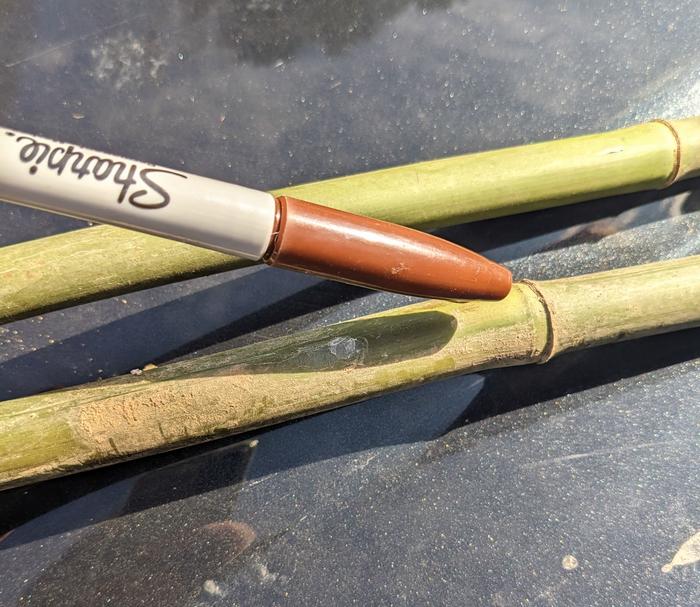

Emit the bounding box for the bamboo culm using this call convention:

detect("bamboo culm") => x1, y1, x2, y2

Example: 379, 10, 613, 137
1, 255, 698, 490
2, 117, 700, 324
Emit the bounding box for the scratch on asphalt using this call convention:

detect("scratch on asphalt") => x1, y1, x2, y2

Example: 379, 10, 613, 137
523, 439, 683, 469
5, 14, 147, 68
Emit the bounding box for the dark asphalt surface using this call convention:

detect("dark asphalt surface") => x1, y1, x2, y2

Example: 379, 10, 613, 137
0, 2, 699, 605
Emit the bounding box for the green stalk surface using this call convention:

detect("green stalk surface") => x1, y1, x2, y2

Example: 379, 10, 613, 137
1, 255, 698, 490
2, 117, 700, 324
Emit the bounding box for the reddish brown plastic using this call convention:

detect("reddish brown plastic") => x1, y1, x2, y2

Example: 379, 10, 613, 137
264, 196, 512, 301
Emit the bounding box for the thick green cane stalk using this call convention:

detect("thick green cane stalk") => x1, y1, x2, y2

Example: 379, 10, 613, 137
2, 118, 700, 324
0, 255, 698, 490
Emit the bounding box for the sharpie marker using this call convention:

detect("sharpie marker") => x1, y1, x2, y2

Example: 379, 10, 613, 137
0, 128, 511, 301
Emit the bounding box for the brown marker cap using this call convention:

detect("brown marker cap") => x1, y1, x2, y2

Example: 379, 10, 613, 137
264, 196, 512, 301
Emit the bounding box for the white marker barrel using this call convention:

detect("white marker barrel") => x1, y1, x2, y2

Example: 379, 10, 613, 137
0, 128, 276, 259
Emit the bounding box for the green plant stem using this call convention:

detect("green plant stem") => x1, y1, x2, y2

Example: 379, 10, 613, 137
1, 255, 698, 490
3, 117, 700, 324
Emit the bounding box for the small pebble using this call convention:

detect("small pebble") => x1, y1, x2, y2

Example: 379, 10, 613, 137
203, 580, 224, 596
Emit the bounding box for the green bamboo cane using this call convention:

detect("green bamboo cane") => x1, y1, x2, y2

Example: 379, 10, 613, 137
1, 255, 698, 490
3, 117, 700, 324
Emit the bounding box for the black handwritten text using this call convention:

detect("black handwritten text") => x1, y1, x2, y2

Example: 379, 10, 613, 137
6, 132, 186, 209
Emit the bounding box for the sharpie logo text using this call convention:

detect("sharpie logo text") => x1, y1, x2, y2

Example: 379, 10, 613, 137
6, 132, 186, 209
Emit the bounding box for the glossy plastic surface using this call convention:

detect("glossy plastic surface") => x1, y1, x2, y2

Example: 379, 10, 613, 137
0, 128, 276, 258
268, 196, 511, 299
